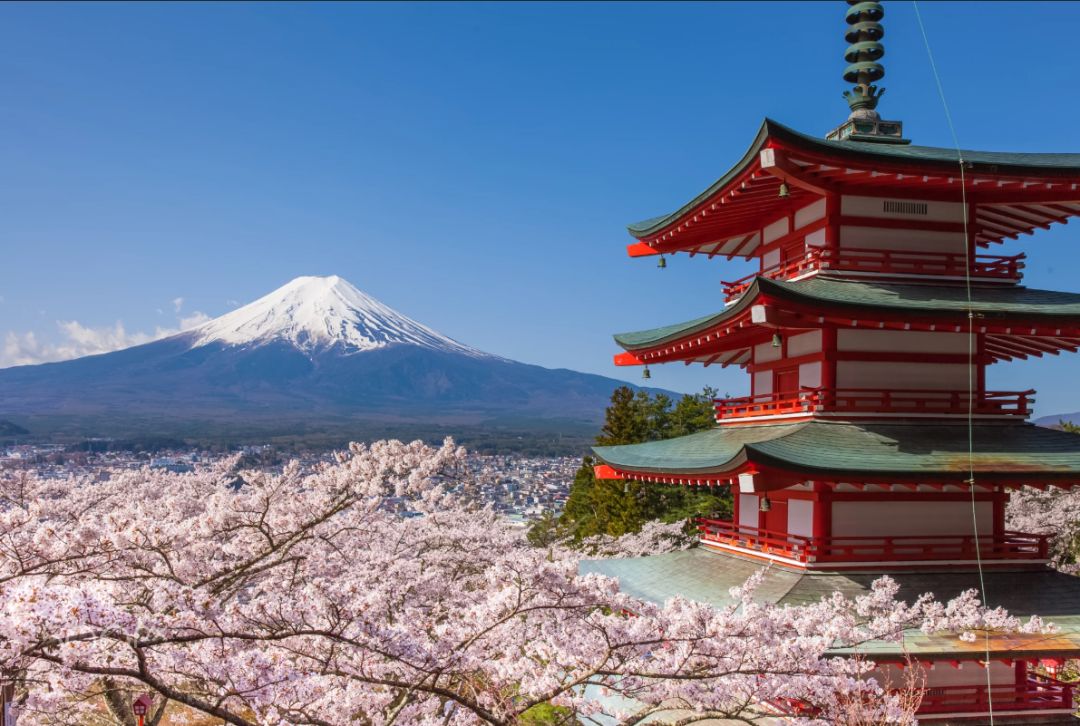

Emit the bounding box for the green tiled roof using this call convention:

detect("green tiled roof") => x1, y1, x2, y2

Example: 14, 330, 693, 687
593, 420, 1080, 480
613, 276, 1080, 351
613, 309, 740, 350
581, 549, 1080, 657
628, 118, 1080, 237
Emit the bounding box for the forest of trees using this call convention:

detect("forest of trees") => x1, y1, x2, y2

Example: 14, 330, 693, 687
529, 386, 732, 545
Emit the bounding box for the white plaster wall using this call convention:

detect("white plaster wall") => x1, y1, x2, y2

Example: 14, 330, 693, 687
739, 494, 759, 529
799, 361, 822, 388
795, 198, 827, 229
753, 370, 772, 395
762, 248, 781, 270
832, 501, 992, 537
805, 227, 827, 248
841, 195, 967, 223
754, 341, 782, 364
837, 329, 968, 354
872, 662, 1014, 690
788, 330, 823, 356
839, 226, 966, 254
763, 217, 791, 245
788, 499, 814, 538
836, 361, 971, 390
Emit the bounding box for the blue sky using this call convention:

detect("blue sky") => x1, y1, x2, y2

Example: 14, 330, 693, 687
3, 2, 1080, 416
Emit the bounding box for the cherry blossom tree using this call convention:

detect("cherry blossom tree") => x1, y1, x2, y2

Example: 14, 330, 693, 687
0, 439, 1046, 726
1008, 485, 1080, 571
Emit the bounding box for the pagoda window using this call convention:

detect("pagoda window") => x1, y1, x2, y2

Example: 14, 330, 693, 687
842, 195, 965, 224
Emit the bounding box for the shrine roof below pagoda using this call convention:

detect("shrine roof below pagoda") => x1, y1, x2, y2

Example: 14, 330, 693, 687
613, 276, 1080, 351
592, 420, 1080, 480
581, 549, 1080, 658
627, 118, 1080, 238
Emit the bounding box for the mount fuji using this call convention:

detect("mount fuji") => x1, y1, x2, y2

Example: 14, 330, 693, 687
0, 276, 648, 444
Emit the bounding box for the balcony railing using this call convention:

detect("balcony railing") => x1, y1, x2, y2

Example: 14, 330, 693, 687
696, 519, 1051, 565
773, 674, 1073, 719
721, 248, 1025, 301
918, 674, 1073, 716
714, 388, 1034, 421
714, 389, 822, 419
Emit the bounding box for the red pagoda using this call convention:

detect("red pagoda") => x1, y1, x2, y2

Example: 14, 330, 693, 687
586, 2, 1080, 722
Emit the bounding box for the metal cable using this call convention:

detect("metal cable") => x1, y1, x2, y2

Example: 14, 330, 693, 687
912, 2, 994, 721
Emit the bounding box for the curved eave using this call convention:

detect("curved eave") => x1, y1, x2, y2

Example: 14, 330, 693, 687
613, 282, 763, 351
613, 276, 1080, 366
768, 120, 1080, 178
592, 423, 800, 478
756, 276, 1080, 324
593, 421, 1080, 486
626, 118, 1080, 247
626, 120, 774, 239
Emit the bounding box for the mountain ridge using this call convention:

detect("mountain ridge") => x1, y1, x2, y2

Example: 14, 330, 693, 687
0, 276, 660, 442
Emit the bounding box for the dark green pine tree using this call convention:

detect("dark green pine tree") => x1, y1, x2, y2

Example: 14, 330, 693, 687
547, 385, 732, 543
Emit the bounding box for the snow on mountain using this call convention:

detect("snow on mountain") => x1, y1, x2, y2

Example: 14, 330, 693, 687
188, 275, 490, 358
0, 273, 656, 438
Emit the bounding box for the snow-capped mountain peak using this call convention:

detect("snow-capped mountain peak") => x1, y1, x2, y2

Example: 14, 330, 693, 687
188, 275, 488, 357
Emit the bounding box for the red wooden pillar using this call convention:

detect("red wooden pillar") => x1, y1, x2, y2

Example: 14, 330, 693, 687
824, 193, 840, 254
821, 327, 838, 399
812, 483, 830, 538
992, 487, 1006, 539
976, 334, 986, 397
1015, 658, 1028, 687
967, 201, 978, 268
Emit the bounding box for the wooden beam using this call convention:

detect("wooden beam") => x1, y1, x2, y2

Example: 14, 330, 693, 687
759, 148, 836, 197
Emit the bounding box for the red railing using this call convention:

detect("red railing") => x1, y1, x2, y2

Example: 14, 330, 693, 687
696, 519, 1051, 564
821, 247, 1025, 280
722, 250, 825, 299
821, 388, 1034, 417
714, 388, 1034, 420
721, 248, 1025, 301
714, 389, 823, 419
772, 674, 1073, 719
918, 674, 1073, 715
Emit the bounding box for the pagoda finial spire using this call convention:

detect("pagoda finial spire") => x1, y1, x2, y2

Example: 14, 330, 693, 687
842, 0, 886, 117
826, 0, 909, 143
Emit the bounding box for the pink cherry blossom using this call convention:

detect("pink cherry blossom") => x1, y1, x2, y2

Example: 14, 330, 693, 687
0, 439, 1041, 725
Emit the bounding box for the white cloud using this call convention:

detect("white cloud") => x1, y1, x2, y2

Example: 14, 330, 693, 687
1, 312, 211, 368
178, 312, 211, 330
172, 297, 185, 313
